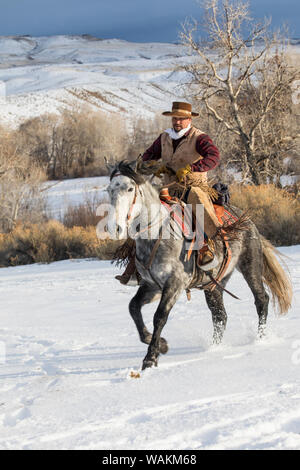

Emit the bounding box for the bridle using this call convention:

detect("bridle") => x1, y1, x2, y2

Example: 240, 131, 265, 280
110, 171, 140, 230
110, 172, 163, 253
110, 171, 162, 288
110, 170, 240, 299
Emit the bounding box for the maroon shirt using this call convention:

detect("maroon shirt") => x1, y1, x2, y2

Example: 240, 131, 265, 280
142, 128, 220, 172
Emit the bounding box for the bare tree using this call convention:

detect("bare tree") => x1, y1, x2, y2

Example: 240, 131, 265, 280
19, 107, 129, 179
0, 128, 46, 232
181, 0, 300, 185
127, 113, 167, 159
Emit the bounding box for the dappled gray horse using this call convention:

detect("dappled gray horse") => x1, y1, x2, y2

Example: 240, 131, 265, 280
106, 160, 292, 370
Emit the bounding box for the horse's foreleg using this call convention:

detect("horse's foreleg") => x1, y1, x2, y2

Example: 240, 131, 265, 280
204, 287, 228, 344
142, 278, 183, 370
129, 284, 168, 352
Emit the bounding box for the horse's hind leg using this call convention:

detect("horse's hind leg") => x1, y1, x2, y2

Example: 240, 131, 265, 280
238, 244, 269, 337
204, 286, 228, 344
129, 284, 168, 354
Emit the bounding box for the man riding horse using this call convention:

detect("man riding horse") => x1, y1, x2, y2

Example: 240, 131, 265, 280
116, 101, 222, 285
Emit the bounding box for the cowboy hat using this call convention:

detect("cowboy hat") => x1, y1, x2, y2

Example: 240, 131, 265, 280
162, 101, 199, 117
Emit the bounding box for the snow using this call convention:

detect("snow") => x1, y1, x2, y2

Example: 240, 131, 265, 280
2, 35, 297, 128
0, 246, 299, 450
0, 35, 299, 449
0, 35, 299, 129
44, 176, 109, 219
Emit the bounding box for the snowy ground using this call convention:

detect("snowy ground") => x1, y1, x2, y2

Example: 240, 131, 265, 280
0, 246, 299, 450
44, 176, 109, 220
0, 35, 299, 449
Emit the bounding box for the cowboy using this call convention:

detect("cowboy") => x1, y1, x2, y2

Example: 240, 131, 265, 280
115, 101, 222, 285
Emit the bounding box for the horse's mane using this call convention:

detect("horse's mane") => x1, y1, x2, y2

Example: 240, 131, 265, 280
110, 160, 145, 185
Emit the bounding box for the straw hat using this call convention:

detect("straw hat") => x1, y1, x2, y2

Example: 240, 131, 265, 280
162, 101, 199, 117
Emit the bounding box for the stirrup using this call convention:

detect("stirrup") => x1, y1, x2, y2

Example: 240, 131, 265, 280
199, 255, 219, 271
197, 239, 218, 272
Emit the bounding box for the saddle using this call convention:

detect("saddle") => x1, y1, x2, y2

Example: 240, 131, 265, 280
159, 187, 239, 297
114, 187, 244, 295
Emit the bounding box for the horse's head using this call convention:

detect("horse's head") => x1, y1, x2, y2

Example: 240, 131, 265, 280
106, 160, 146, 239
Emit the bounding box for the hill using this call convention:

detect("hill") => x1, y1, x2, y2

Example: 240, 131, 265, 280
0, 35, 192, 126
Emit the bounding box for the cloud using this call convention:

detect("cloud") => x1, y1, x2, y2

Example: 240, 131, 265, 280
0, 0, 298, 41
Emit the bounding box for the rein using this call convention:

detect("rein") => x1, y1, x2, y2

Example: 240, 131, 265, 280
111, 170, 239, 299
127, 185, 138, 224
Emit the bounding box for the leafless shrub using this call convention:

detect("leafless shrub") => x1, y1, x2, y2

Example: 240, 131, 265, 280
63, 193, 104, 228
127, 113, 167, 159
230, 184, 300, 245
0, 127, 47, 232
18, 107, 129, 179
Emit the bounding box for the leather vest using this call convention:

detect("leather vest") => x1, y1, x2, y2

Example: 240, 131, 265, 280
161, 126, 207, 185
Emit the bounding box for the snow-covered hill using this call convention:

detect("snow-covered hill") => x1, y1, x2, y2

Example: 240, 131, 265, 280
0, 35, 193, 127
2, 35, 298, 129
0, 246, 299, 450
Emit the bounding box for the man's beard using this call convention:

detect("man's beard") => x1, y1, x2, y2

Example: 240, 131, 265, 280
165, 123, 192, 140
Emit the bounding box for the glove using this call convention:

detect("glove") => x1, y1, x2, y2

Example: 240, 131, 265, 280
176, 164, 191, 183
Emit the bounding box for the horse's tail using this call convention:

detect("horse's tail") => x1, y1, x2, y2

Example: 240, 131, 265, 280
261, 237, 292, 315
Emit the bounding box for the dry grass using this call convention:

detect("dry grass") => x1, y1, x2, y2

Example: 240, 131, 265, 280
230, 184, 300, 245
0, 220, 121, 267
286, 50, 300, 68
63, 197, 104, 228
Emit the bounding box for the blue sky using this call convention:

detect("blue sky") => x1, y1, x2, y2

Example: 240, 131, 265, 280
0, 0, 299, 42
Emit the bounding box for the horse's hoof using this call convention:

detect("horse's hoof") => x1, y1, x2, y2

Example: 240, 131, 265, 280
213, 324, 225, 345
257, 325, 266, 339
159, 338, 169, 355
142, 358, 158, 370
212, 335, 223, 345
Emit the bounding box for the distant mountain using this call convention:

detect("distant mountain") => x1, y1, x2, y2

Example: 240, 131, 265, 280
290, 38, 300, 45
